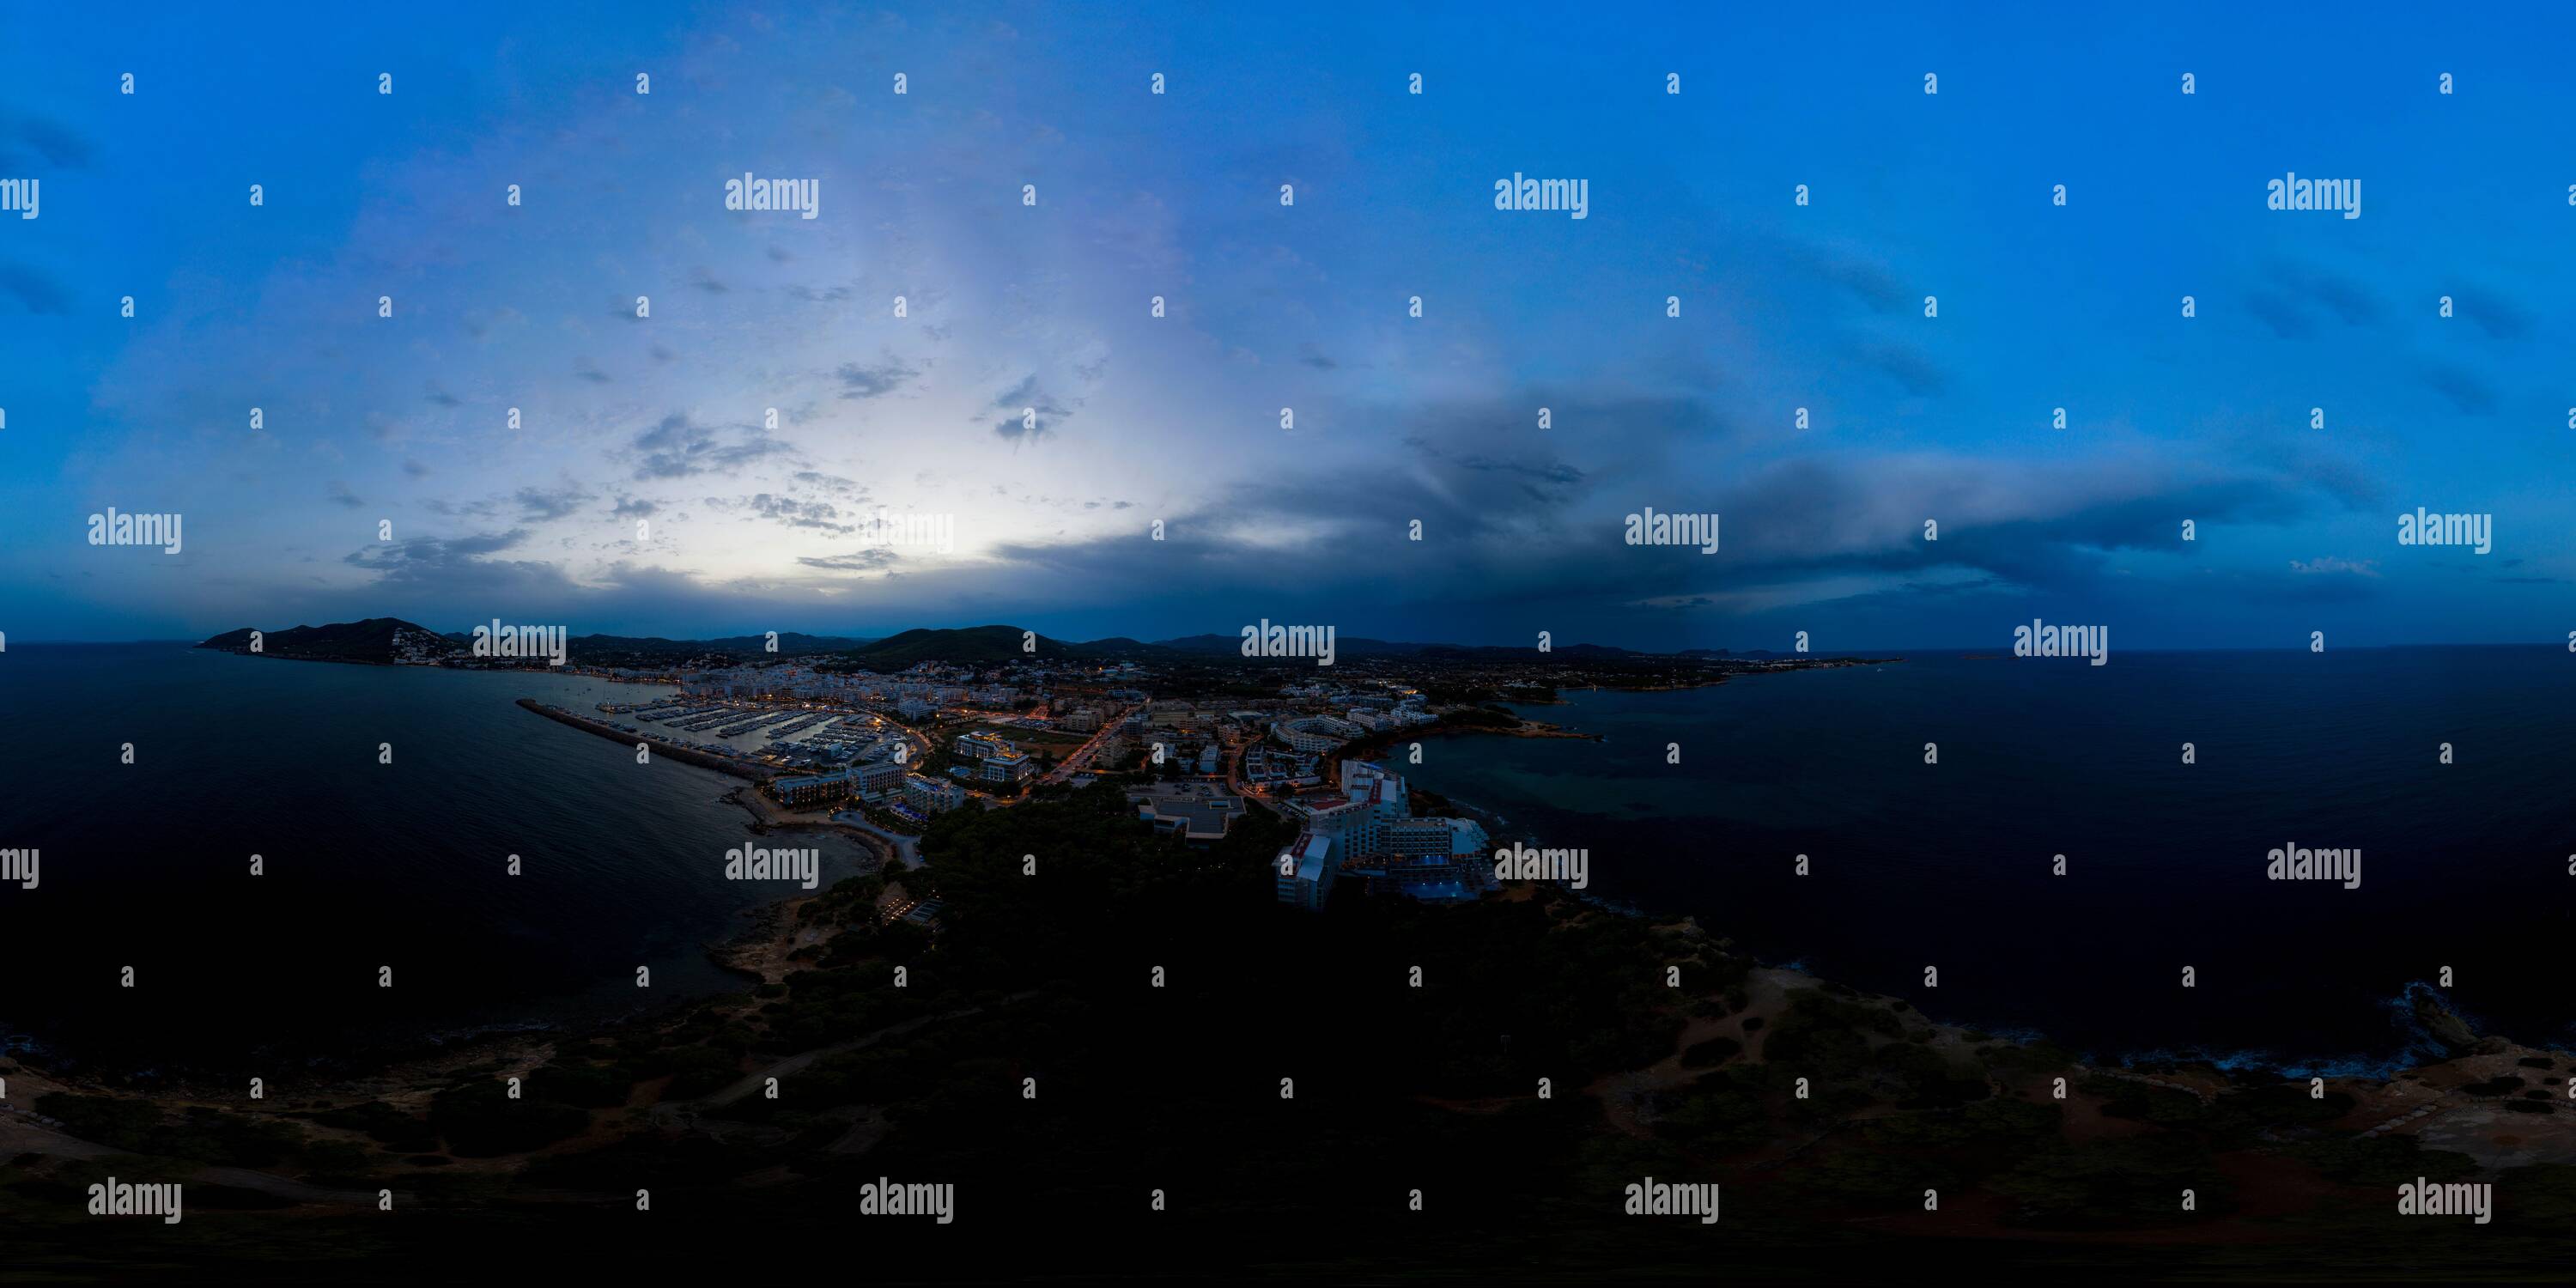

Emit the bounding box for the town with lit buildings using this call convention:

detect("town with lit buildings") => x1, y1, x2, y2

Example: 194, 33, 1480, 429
527, 635, 1873, 905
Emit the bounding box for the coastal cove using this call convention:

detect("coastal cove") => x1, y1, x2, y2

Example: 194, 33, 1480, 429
1400, 648, 2576, 1075
0, 644, 879, 1074
9, 640, 2576, 1283
9, 642, 2573, 1084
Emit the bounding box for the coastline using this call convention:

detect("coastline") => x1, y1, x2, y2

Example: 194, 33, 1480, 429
15, 657, 2572, 1229
713, 780, 910, 866
517, 696, 917, 867
527, 698, 911, 982
12, 908, 2567, 1208
1368, 683, 2476, 1082
0, 890, 868, 1111
4, 695, 899, 1097
191, 646, 405, 668
12, 701, 2576, 1234
1333, 714, 1602, 768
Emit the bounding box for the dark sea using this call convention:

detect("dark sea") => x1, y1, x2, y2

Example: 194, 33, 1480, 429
1406, 647, 2576, 1076
7, 644, 2571, 1080
0, 644, 875, 1077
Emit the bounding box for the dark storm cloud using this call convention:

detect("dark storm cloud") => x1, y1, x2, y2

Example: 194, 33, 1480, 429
1662, 455, 2351, 602
1400, 434, 1586, 505
314, 527, 638, 628
959, 397, 2369, 639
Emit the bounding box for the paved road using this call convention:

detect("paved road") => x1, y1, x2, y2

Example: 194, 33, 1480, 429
1042, 703, 1140, 783
829, 811, 923, 866
1225, 737, 1289, 817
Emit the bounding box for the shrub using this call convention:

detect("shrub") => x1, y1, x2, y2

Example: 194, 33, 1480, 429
427, 1082, 592, 1157
528, 1062, 636, 1109
1680, 1036, 1742, 1068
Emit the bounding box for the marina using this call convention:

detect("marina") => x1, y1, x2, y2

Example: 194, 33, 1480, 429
585, 695, 911, 773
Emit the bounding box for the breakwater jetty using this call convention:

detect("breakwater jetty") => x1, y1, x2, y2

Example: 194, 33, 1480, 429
517, 698, 770, 781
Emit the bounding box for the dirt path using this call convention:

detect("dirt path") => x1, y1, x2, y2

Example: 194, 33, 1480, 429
0, 1107, 397, 1206
653, 990, 1041, 1126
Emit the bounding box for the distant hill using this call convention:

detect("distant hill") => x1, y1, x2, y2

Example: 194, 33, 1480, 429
1156, 633, 1447, 659
1157, 633, 1655, 660
839, 626, 1207, 668
513, 631, 874, 659
195, 614, 1756, 668
197, 617, 450, 663
201, 620, 872, 665
844, 625, 1082, 668
1073, 635, 1175, 657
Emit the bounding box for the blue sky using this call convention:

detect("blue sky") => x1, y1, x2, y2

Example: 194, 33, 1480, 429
3, 1, 2570, 648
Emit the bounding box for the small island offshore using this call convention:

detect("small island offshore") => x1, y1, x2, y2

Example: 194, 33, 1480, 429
0, 623, 2565, 1280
